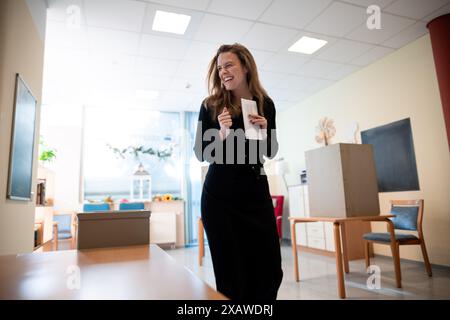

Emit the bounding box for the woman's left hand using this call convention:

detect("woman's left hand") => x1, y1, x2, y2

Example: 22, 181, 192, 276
249, 114, 267, 129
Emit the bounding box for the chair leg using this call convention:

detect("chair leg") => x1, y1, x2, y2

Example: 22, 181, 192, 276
396, 243, 402, 282
420, 240, 433, 277
387, 221, 402, 288
364, 241, 370, 271
390, 242, 402, 287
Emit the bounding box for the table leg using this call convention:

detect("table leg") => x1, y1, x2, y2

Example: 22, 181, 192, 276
198, 218, 204, 266
53, 223, 58, 251
290, 221, 299, 282
340, 222, 350, 274
72, 221, 78, 250
333, 222, 346, 299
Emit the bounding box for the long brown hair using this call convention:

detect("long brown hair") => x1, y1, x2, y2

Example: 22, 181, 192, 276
204, 43, 268, 121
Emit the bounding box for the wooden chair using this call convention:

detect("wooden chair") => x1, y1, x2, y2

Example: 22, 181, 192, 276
363, 199, 432, 288
53, 212, 79, 250
119, 202, 145, 210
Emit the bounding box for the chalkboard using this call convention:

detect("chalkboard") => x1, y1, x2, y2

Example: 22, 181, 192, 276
361, 118, 419, 192
7, 74, 37, 201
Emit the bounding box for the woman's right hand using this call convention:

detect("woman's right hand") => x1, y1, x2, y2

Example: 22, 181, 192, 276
218, 107, 232, 129
218, 107, 232, 140
217, 107, 233, 130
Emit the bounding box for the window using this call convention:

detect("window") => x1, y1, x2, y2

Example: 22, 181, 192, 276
185, 111, 202, 244
83, 107, 181, 201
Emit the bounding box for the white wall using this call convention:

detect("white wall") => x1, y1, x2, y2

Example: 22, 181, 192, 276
277, 34, 450, 267
39, 104, 84, 214
26, 0, 48, 42
0, 0, 47, 255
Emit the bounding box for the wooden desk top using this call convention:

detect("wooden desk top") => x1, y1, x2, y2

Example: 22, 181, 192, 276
76, 210, 151, 220
289, 215, 394, 223
0, 245, 226, 300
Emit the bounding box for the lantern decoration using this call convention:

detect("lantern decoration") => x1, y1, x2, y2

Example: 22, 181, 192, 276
130, 163, 152, 201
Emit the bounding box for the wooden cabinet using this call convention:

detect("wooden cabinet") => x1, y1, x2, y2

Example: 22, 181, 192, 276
34, 166, 55, 249
288, 184, 371, 260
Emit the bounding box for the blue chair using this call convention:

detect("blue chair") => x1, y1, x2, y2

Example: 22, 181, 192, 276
119, 202, 145, 210
363, 199, 432, 288
53, 214, 73, 240
70, 203, 111, 249
83, 203, 111, 212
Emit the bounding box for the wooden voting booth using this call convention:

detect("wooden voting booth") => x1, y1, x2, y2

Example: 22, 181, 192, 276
306, 143, 380, 218
304, 143, 379, 260
76, 211, 151, 250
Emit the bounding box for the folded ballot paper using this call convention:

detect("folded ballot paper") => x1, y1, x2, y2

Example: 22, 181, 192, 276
241, 98, 264, 140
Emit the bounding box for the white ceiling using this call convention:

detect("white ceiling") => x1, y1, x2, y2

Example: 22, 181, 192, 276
42, 0, 450, 112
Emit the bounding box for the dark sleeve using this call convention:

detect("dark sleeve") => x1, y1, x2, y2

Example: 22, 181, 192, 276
264, 97, 279, 159
194, 103, 216, 163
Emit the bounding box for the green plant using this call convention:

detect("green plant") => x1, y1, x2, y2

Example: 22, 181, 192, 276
39, 136, 57, 163
39, 149, 57, 162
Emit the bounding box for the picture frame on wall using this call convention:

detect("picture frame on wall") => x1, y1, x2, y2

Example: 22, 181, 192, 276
7, 74, 38, 201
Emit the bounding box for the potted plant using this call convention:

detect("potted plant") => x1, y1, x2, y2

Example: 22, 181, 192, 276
106, 143, 173, 172
39, 136, 57, 166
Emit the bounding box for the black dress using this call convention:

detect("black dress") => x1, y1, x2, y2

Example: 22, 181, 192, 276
194, 96, 283, 300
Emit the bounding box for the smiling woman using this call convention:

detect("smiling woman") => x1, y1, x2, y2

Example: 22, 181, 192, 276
194, 43, 282, 301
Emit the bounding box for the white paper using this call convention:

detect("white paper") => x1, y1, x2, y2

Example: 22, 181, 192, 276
241, 98, 263, 140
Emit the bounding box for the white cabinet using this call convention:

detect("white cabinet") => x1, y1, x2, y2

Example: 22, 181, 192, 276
288, 184, 333, 252
307, 236, 326, 250
146, 200, 185, 247
288, 184, 307, 246
307, 222, 325, 239
149, 212, 177, 245
288, 184, 372, 259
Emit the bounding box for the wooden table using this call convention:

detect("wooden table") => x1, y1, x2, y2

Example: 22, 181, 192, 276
52, 221, 58, 251
289, 215, 395, 299
0, 244, 226, 300
198, 217, 205, 266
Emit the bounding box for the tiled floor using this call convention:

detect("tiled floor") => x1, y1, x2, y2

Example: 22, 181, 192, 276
38, 239, 450, 299
165, 242, 450, 300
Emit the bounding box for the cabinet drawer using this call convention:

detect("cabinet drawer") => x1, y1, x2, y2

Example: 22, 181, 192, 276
307, 222, 324, 238
295, 224, 307, 246
307, 236, 326, 250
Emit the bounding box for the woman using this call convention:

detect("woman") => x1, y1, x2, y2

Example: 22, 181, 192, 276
194, 43, 283, 300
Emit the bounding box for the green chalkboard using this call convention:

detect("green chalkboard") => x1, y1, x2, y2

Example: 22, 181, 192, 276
361, 118, 420, 192
7, 74, 37, 201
